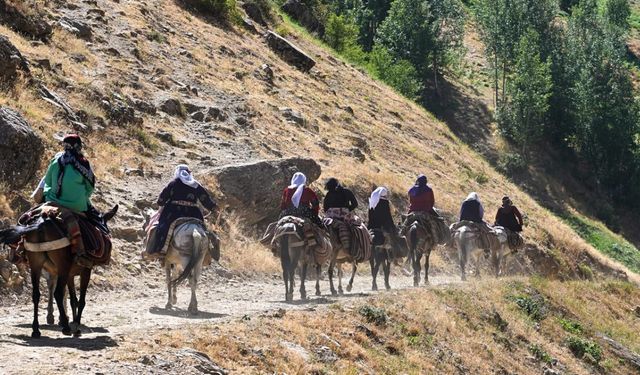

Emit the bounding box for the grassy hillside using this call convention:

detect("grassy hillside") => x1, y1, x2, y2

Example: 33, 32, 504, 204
119, 277, 640, 374
0, 0, 637, 285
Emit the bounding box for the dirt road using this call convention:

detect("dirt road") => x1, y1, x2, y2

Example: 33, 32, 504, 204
0, 268, 459, 374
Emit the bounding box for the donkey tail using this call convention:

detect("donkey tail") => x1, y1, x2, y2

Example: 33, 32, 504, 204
171, 229, 204, 287
0, 224, 39, 245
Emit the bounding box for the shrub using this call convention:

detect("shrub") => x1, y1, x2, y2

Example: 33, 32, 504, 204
510, 293, 547, 321
368, 46, 423, 99
324, 13, 359, 52
558, 317, 583, 335
358, 305, 388, 326
567, 336, 602, 363
497, 152, 526, 176
529, 344, 553, 364
183, 0, 240, 22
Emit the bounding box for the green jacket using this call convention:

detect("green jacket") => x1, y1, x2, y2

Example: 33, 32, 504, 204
43, 155, 94, 212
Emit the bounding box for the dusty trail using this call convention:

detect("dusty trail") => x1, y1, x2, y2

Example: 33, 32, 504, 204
0, 266, 459, 374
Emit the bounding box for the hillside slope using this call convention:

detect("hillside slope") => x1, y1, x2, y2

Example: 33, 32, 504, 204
0, 1, 638, 285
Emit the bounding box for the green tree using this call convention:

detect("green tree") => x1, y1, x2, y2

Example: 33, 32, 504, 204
604, 0, 631, 31
368, 45, 423, 97
499, 29, 553, 156
376, 0, 465, 94
324, 13, 360, 52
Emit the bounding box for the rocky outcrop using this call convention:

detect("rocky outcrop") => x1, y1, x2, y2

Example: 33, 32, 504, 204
0, 0, 52, 41
58, 17, 92, 40
265, 31, 315, 72
242, 2, 268, 26
0, 35, 29, 81
0, 107, 43, 188
212, 158, 321, 225
281, 0, 324, 35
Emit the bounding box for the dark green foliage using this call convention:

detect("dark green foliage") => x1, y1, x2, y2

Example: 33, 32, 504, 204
183, 0, 239, 21
497, 152, 526, 175
604, 0, 631, 31
529, 344, 553, 364
510, 293, 547, 321
367, 46, 423, 98
498, 29, 553, 155
558, 318, 583, 334
324, 13, 359, 52
567, 336, 603, 363
358, 305, 388, 325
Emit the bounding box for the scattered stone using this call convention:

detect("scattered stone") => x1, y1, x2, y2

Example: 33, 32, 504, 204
183, 101, 206, 114
124, 167, 144, 177
0, 107, 44, 187
135, 99, 156, 115
242, 2, 268, 26
178, 348, 228, 375
33, 58, 51, 70
280, 340, 310, 361
281, 0, 324, 34
254, 63, 274, 85
212, 157, 321, 225
207, 107, 227, 122
159, 98, 184, 116
191, 111, 205, 122
111, 226, 143, 242
634, 306, 640, 318
58, 17, 93, 40
103, 97, 142, 126
38, 84, 87, 129
598, 333, 640, 370
0, 35, 29, 81
70, 53, 87, 63
265, 31, 315, 72
315, 346, 338, 363
349, 135, 369, 153
241, 18, 258, 34
280, 107, 305, 126
0, 0, 52, 41
350, 147, 366, 162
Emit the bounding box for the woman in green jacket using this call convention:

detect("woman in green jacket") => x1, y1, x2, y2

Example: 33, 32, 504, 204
43, 134, 95, 212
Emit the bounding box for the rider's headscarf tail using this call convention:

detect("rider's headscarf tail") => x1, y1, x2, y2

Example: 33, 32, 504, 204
289, 172, 307, 208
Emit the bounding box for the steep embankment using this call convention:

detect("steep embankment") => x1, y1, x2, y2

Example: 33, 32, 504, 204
0, 0, 635, 286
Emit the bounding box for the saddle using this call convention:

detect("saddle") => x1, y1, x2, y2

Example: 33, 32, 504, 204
401, 211, 449, 245
451, 221, 499, 250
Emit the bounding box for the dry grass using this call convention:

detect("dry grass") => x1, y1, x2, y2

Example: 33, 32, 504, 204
119, 278, 640, 374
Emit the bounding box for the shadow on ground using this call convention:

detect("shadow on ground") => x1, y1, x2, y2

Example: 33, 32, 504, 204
4, 334, 118, 350
149, 306, 227, 319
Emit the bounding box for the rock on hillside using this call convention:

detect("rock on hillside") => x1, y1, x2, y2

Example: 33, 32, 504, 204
0, 107, 43, 188
0, 35, 29, 81
212, 158, 321, 225
0, 0, 52, 41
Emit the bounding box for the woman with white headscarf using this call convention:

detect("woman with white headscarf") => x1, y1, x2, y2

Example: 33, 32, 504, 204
459, 192, 484, 223
280, 172, 321, 225
367, 187, 398, 244
148, 165, 217, 255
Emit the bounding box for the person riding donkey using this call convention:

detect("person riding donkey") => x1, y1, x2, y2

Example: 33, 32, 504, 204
280, 172, 322, 226
144, 165, 217, 258
25, 134, 116, 267
494, 196, 524, 251
400, 174, 446, 241
323, 177, 371, 262
368, 187, 405, 259
455, 192, 495, 256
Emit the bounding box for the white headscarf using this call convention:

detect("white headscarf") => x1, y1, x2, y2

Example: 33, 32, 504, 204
174, 164, 199, 188
289, 172, 307, 208
369, 187, 388, 209
465, 192, 480, 202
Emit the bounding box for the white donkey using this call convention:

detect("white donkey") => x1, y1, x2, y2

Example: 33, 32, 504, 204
452, 223, 509, 281
164, 220, 209, 315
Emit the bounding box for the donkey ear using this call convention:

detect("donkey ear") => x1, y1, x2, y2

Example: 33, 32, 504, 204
103, 205, 119, 222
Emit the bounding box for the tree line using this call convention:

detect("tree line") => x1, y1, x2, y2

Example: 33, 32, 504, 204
282, 0, 640, 210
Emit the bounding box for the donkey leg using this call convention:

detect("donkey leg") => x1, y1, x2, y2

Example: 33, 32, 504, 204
30, 268, 42, 338
53, 265, 72, 336
337, 265, 344, 295
492, 249, 500, 277
72, 268, 91, 336
46, 275, 55, 325
413, 252, 422, 288
370, 255, 379, 291
424, 248, 431, 285
315, 263, 322, 296
188, 274, 198, 315
458, 245, 467, 281
383, 255, 392, 290
165, 263, 173, 309
329, 259, 338, 296
68, 277, 78, 323
346, 263, 357, 292
299, 262, 308, 300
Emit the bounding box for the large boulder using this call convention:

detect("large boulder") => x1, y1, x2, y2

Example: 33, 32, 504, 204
0, 0, 52, 41
0, 35, 29, 82
281, 0, 324, 35
0, 107, 43, 188
212, 157, 321, 225
265, 31, 316, 72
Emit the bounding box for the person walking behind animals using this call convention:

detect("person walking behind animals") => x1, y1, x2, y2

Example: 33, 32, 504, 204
145, 165, 217, 257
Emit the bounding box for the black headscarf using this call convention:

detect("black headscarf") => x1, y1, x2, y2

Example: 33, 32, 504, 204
55, 134, 95, 198
409, 174, 429, 197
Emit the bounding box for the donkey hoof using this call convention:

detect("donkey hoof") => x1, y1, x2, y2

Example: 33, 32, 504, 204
188, 308, 198, 316
372, 285, 378, 291
385, 285, 391, 290
31, 330, 41, 339
73, 329, 82, 338
331, 290, 337, 296
315, 290, 321, 297
62, 327, 72, 336
285, 293, 293, 302
338, 288, 344, 295
346, 285, 353, 293
300, 293, 307, 300
165, 303, 172, 310
46, 315, 55, 325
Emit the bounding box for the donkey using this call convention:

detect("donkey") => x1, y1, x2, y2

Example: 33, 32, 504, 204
163, 220, 212, 315
326, 220, 371, 296
370, 231, 408, 291
406, 220, 438, 287
272, 216, 330, 301
0, 205, 117, 338
452, 224, 508, 281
